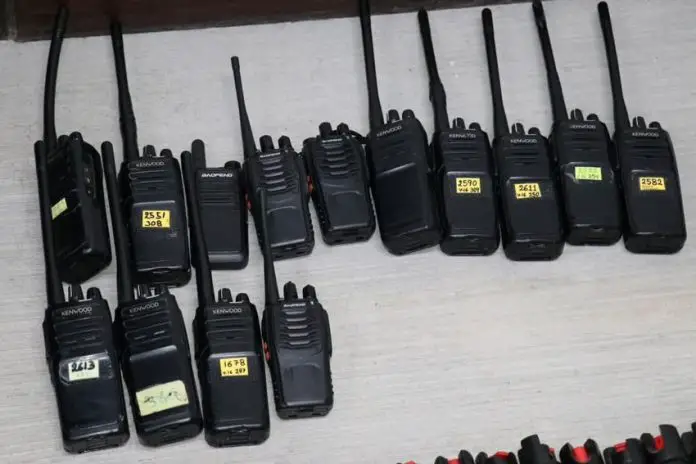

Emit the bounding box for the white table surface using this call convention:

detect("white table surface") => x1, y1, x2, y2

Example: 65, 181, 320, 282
1, 0, 696, 462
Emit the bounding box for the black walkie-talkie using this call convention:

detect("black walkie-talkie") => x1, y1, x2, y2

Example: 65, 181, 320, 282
477, 451, 520, 464
187, 139, 248, 270
359, 0, 441, 255
42, 6, 111, 284
519, 435, 561, 464
36, 141, 129, 454
259, 191, 333, 419
231, 57, 314, 260
302, 122, 376, 245
598, 2, 686, 254
103, 143, 202, 447
604, 439, 649, 464
418, 9, 499, 256
182, 150, 270, 447
641, 425, 689, 464
482, 8, 564, 261
533, 0, 622, 246
110, 21, 191, 285
560, 439, 604, 464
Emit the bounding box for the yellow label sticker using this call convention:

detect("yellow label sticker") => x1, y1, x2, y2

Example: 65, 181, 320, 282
514, 183, 542, 200
220, 357, 249, 377
51, 198, 68, 219
575, 166, 603, 181
67, 358, 99, 382
639, 176, 666, 191
141, 210, 171, 228
455, 177, 482, 194
136, 380, 189, 417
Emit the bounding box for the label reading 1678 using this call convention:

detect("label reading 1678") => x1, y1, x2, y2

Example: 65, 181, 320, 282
514, 183, 542, 200
142, 210, 171, 228
220, 357, 249, 377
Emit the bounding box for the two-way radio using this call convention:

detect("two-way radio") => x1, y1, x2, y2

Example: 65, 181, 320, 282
559, 440, 604, 464
41, 6, 112, 284
36, 140, 129, 453
182, 151, 270, 447
640, 425, 689, 464
482, 8, 564, 261
187, 139, 248, 270
103, 143, 202, 447
533, 0, 622, 246
231, 57, 314, 261
110, 21, 191, 285
359, 0, 441, 255
302, 122, 376, 245
598, 2, 686, 254
259, 191, 333, 418
418, 9, 499, 256
519, 436, 560, 464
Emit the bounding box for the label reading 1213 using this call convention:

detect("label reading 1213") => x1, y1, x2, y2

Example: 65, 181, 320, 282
68, 357, 100, 382
142, 210, 171, 228
514, 183, 542, 200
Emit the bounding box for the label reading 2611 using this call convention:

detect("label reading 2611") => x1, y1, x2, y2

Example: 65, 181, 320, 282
142, 210, 171, 228
514, 183, 542, 200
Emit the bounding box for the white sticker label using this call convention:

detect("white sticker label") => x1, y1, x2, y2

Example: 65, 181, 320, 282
67, 358, 100, 382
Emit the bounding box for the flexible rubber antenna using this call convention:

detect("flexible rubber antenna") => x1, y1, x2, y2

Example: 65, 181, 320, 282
110, 21, 140, 162
533, 0, 568, 122
231, 56, 257, 160
258, 191, 279, 305
482, 9, 510, 137
182, 151, 215, 306
102, 142, 135, 304
44, 6, 68, 153
598, 1, 631, 130
359, 0, 385, 130
34, 141, 65, 305
418, 9, 449, 132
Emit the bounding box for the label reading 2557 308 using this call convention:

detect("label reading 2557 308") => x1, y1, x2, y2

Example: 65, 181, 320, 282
141, 210, 171, 228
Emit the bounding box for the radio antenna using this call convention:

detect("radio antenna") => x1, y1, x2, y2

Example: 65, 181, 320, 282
482, 9, 510, 138
259, 191, 279, 305
44, 6, 68, 153
359, 0, 385, 130
598, 2, 631, 130
110, 21, 140, 162
418, 9, 449, 132
102, 142, 135, 304
532, 0, 568, 122
231, 57, 257, 160
35, 141, 65, 305
182, 150, 215, 306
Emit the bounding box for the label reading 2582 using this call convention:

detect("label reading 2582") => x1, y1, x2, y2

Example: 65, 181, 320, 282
142, 210, 171, 228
